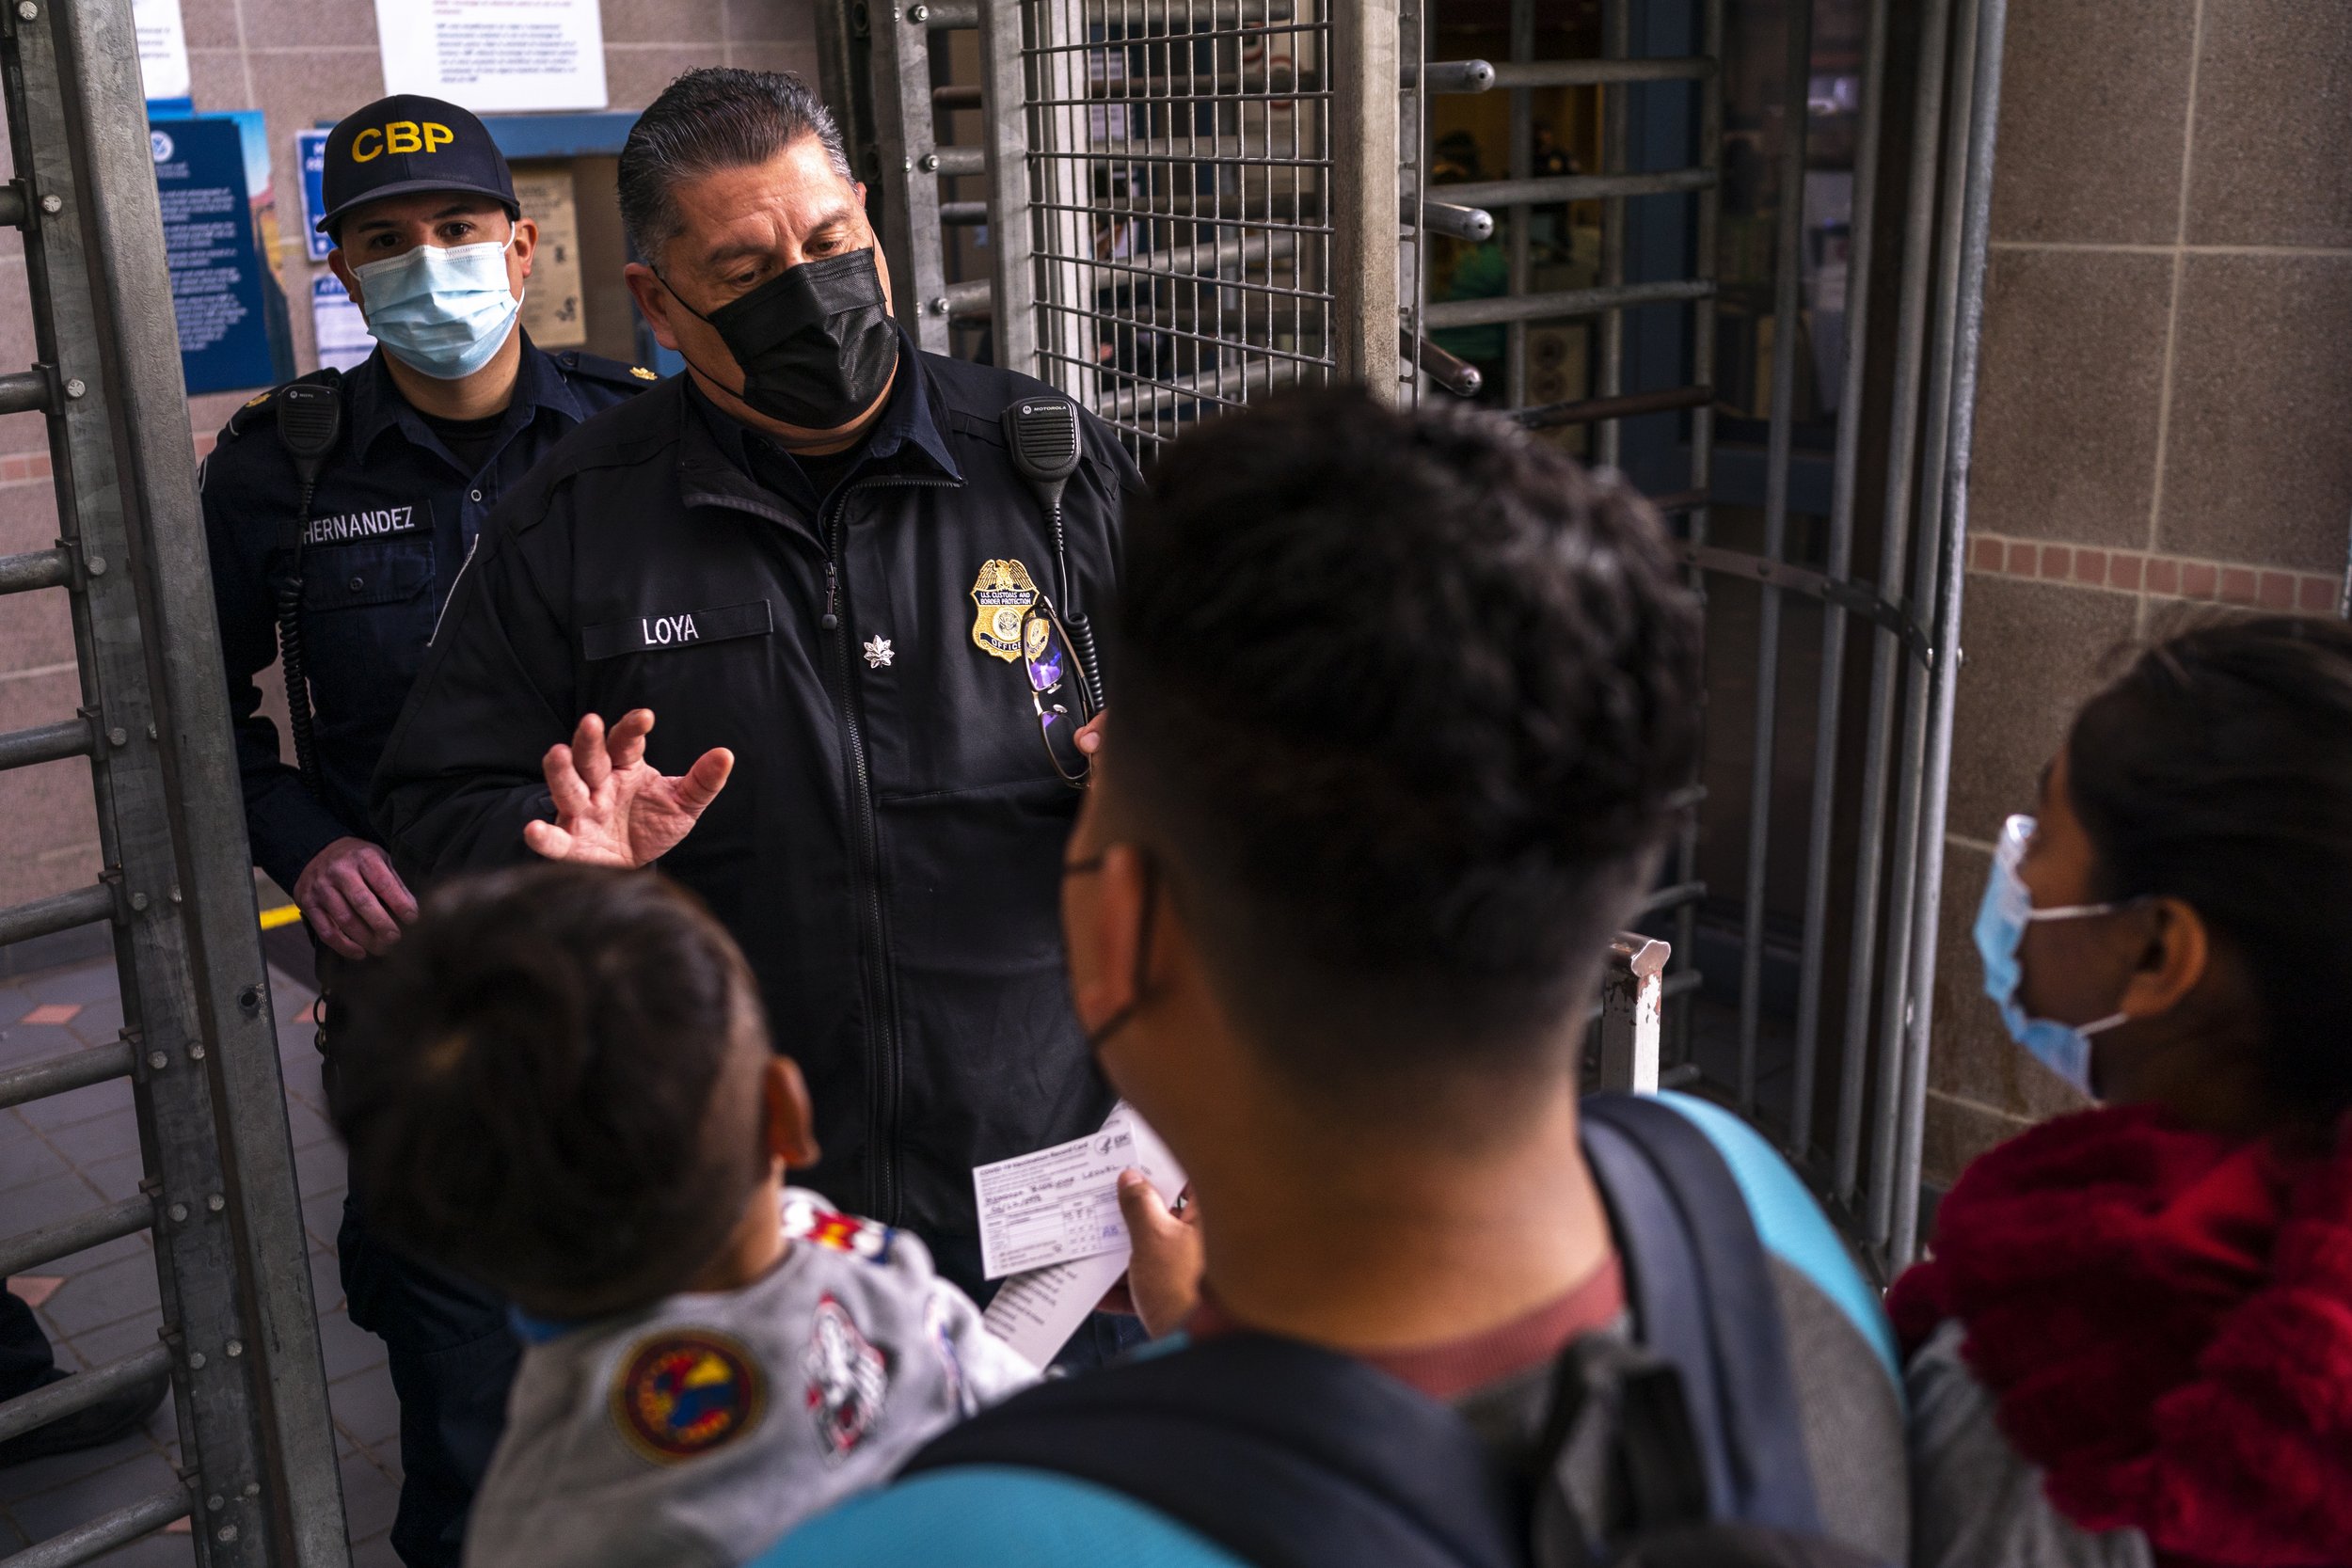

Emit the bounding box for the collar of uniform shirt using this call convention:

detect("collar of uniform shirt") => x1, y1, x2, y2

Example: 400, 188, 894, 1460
686, 325, 960, 491
346, 325, 588, 463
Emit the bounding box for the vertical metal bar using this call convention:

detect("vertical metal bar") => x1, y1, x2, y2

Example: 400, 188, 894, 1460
1835, 0, 1952, 1204
1596, 0, 1629, 468
1788, 0, 1889, 1158
1669, 0, 1724, 1071
873, 2, 952, 351
2339, 506, 2352, 619
1504, 0, 1532, 409
1399, 0, 1424, 405
981, 0, 1040, 374
1889, 0, 2006, 1269
1737, 0, 1814, 1117
1331, 0, 1401, 395
1868, 0, 1979, 1250
813, 0, 873, 187
1597, 935, 1668, 1094
34, 0, 346, 1560
1035, 0, 1094, 400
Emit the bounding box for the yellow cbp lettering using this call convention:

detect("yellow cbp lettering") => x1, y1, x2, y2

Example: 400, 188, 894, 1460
385, 121, 423, 155
351, 126, 383, 162
422, 121, 454, 152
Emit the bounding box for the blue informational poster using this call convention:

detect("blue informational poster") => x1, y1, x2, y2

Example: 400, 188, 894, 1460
150, 113, 293, 395
296, 128, 332, 261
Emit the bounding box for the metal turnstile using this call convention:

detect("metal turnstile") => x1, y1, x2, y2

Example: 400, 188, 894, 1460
0, 0, 345, 1562
823, 0, 1416, 459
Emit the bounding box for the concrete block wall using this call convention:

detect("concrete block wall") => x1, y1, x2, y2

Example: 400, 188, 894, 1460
0, 0, 815, 914
1925, 0, 2352, 1181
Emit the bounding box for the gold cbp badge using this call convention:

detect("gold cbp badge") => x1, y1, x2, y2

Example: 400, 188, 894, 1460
969, 559, 1040, 661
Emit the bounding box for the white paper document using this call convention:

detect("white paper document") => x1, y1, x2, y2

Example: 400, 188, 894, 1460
978, 1103, 1184, 1367
976, 1115, 1147, 1280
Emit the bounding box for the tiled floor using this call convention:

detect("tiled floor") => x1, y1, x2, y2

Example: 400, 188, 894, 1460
1, 953, 404, 1565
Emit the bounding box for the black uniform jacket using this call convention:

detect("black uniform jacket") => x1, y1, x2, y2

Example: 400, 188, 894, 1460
202, 340, 651, 895
371, 335, 1140, 1293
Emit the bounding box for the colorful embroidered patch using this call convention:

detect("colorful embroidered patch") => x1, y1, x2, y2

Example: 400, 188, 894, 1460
804, 1293, 889, 1463
611, 1332, 765, 1463
782, 1191, 896, 1263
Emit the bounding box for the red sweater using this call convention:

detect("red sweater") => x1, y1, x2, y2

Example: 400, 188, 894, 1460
1888, 1104, 2352, 1568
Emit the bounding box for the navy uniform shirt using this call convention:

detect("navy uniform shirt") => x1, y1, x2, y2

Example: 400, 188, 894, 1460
202, 337, 653, 895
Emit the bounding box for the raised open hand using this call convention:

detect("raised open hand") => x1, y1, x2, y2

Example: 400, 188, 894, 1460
522, 708, 734, 868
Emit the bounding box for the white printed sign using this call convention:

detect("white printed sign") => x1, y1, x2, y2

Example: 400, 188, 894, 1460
373, 0, 609, 114
311, 272, 375, 373
134, 0, 189, 102
978, 1104, 1186, 1367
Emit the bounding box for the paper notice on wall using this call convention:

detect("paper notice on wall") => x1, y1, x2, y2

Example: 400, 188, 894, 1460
979, 1104, 1185, 1367
134, 0, 190, 103
373, 0, 609, 114
511, 165, 585, 349
312, 273, 375, 373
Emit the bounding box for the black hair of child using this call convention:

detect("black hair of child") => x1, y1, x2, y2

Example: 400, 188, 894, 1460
329, 863, 771, 1319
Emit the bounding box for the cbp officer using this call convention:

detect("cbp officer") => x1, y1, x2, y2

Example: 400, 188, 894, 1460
373, 69, 1143, 1355
201, 95, 652, 1566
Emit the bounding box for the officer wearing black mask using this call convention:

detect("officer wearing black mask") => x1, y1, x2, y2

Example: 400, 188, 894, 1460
373, 69, 1143, 1358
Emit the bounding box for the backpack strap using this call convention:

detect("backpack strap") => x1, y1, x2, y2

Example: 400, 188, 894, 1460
906, 1333, 1523, 1568
1577, 1094, 1821, 1536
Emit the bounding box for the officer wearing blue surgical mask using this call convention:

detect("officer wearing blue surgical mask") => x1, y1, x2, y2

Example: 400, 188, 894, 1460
198, 93, 655, 1568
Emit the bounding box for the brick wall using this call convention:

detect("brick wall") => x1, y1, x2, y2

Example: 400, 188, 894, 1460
0, 0, 815, 914
1925, 0, 2352, 1180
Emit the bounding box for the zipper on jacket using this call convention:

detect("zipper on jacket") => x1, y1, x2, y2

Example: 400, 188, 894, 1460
818, 474, 954, 1226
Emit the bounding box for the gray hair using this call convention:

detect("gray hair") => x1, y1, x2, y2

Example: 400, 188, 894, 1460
618, 68, 856, 266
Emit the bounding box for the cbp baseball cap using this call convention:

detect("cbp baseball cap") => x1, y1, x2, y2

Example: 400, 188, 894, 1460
317, 94, 518, 239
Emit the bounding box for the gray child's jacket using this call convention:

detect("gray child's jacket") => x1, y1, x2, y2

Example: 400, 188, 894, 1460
461, 1190, 1039, 1568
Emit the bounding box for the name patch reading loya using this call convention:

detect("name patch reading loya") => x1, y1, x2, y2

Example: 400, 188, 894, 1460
581, 599, 775, 660
303, 505, 424, 547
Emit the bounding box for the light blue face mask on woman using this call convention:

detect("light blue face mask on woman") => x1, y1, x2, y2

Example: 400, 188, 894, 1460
1973, 813, 2130, 1095
352, 234, 520, 380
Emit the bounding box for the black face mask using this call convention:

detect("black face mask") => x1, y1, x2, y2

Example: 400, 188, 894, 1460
668, 248, 898, 429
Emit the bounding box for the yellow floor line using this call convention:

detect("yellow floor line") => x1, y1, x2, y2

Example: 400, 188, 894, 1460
258, 904, 304, 931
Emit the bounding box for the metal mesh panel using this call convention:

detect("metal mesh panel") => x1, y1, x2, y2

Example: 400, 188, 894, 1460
1022, 0, 1340, 458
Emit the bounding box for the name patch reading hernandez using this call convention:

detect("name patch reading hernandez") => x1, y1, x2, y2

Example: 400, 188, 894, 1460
304, 506, 422, 546
581, 600, 775, 660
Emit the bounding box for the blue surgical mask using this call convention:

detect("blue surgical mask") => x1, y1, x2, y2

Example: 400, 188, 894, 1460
1973, 813, 2129, 1095
352, 235, 520, 380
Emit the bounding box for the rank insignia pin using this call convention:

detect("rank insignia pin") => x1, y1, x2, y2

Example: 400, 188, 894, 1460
863, 635, 894, 669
